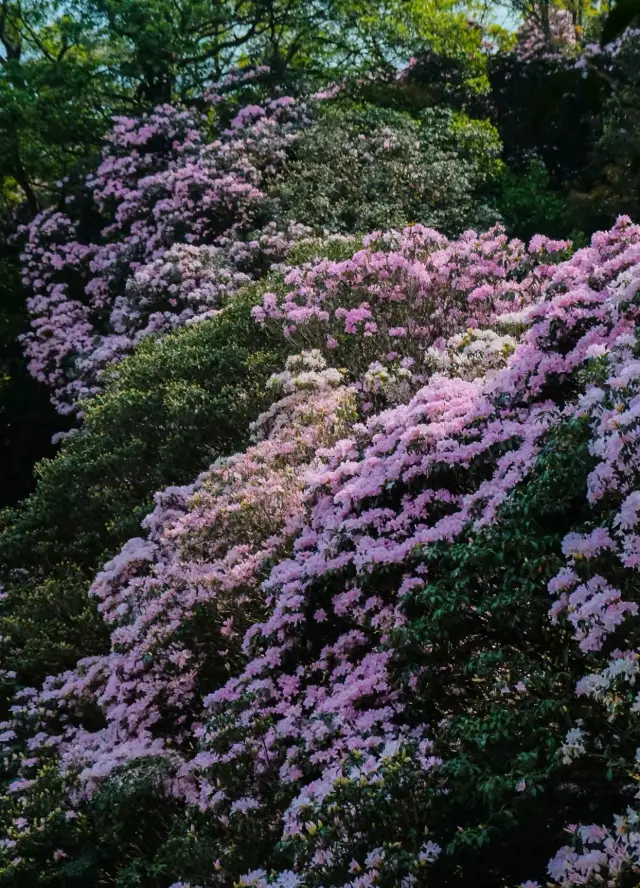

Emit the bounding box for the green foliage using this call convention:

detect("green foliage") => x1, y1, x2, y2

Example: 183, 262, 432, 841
495, 157, 583, 242
0, 289, 289, 690
0, 1, 112, 213
93, 0, 479, 99
278, 101, 502, 236
0, 756, 197, 887
488, 52, 603, 186
569, 30, 640, 230
0, 0, 489, 212
488, 28, 640, 238
396, 419, 622, 886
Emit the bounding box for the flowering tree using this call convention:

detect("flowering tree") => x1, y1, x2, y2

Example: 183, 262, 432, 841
19, 93, 309, 414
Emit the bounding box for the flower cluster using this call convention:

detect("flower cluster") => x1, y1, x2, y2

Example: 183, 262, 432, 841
516, 7, 578, 60
0, 350, 355, 789
542, 264, 640, 885
20, 98, 309, 413
252, 223, 570, 402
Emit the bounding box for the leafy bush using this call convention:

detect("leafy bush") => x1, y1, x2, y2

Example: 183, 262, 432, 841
489, 27, 640, 239
488, 50, 600, 185
568, 29, 640, 231
277, 101, 501, 235
495, 157, 580, 242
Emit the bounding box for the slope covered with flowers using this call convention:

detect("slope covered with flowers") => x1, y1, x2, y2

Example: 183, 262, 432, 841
3, 210, 640, 888
19, 74, 499, 416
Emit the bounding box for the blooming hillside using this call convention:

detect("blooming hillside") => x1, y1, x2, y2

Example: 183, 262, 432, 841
19, 81, 498, 415
3, 200, 640, 886
2, 18, 640, 887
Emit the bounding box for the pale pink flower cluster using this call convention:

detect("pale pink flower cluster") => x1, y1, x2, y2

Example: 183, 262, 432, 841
252, 222, 571, 408
516, 7, 577, 60
548, 816, 640, 886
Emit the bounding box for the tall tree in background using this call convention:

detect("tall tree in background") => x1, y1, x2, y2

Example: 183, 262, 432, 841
0, 0, 485, 207
0, 0, 113, 213
89, 0, 489, 101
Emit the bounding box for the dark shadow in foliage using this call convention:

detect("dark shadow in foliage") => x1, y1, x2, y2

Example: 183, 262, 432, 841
494, 156, 586, 243
488, 53, 606, 185
600, 0, 640, 45
0, 216, 68, 508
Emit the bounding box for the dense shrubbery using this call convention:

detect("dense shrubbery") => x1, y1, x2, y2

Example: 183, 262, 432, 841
0, 291, 289, 687
0, 213, 555, 691
493, 158, 578, 243
19, 82, 501, 416
0, 219, 64, 508
571, 30, 640, 228
4, 214, 640, 887
276, 102, 500, 235
0, 69, 505, 690
4, 3, 640, 886
0, 0, 488, 503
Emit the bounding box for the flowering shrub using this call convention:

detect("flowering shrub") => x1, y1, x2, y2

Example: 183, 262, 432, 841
4, 217, 640, 887
0, 352, 357, 885
252, 222, 570, 409
19, 97, 308, 414
0, 291, 290, 689
4, 215, 557, 702
20, 85, 502, 416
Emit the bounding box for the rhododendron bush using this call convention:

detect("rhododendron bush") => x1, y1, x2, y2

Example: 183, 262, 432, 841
3, 216, 640, 887
19, 83, 500, 416
274, 103, 501, 236
250, 222, 567, 403
19, 95, 308, 414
